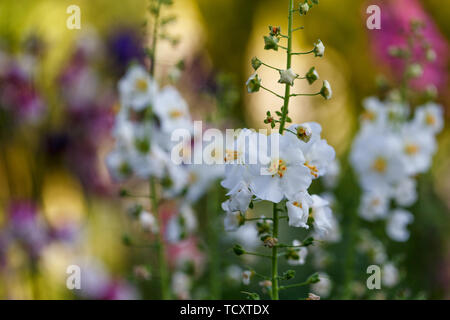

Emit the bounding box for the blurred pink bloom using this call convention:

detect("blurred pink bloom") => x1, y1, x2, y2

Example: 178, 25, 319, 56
368, 0, 449, 92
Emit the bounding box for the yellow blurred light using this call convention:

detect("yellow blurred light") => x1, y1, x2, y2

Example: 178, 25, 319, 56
42, 170, 86, 228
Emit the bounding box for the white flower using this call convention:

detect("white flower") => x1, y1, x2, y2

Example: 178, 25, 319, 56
221, 129, 265, 191
162, 160, 189, 198
139, 211, 158, 234
129, 142, 168, 180
185, 164, 224, 203
166, 205, 197, 243
310, 195, 334, 238
172, 271, 191, 300
313, 40, 325, 57
320, 80, 332, 99
286, 191, 313, 228
250, 132, 312, 203
386, 209, 414, 242
154, 86, 192, 134
287, 240, 308, 266
413, 102, 444, 134
224, 181, 253, 213
223, 210, 242, 232
399, 123, 436, 175
351, 130, 406, 190
393, 178, 417, 207
313, 193, 341, 242
360, 97, 387, 131
242, 270, 253, 285
382, 263, 399, 288
226, 265, 243, 283
118, 64, 158, 111
359, 189, 389, 221
292, 123, 336, 179
231, 223, 260, 249
278, 68, 299, 86
322, 159, 340, 189
246, 73, 261, 93
106, 149, 132, 181
311, 272, 331, 298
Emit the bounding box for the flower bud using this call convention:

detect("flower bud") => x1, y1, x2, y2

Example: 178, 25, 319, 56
388, 46, 405, 57
296, 125, 312, 143
426, 49, 436, 62
264, 35, 279, 51
406, 63, 423, 78
233, 244, 245, 256
269, 25, 281, 36
133, 265, 151, 280
251, 57, 262, 70
424, 84, 437, 100
307, 272, 320, 284
246, 73, 261, 93
320, 80, 332, 100
278, 68, 299, 86
313, 40, 325, 57
283, 269, 296, 280
306, 293, 320, 300
305, 67, 319, 85
242, 270, 254, 285
299, 2, 310, 15
263, 236, 278, 248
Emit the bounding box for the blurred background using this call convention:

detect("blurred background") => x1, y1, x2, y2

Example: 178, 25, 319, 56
0, 0, 449, 299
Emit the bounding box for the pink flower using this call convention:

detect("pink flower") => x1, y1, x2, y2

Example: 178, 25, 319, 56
367, 0, 449, 92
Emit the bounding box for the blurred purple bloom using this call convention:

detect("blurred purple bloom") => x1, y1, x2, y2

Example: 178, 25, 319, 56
8, 200, 48, 260
368, 0, 449, 92
107, 27, 145, 75
0, 64, 46, 123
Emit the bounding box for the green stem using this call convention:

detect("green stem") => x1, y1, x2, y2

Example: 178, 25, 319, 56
278, 0, 294, 134
270, 1, 294, 301
150, 1, 161, 77
261, 61, 282, 71
291, 92, 321, 97
245, 251, 272, 259
279, 281, 308, 290
150, 177, 171, 299
291, 49, 314, 55
271, 203, 279, 300
260, 85, 284, 100
207, 186, 221, 299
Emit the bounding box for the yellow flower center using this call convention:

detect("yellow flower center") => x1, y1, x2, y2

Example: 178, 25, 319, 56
425, 113, 436, 126
189, 172, 198, 183
224, 150, 240, 163
362, 110, 376, 121
404, 143, 419, 155
372, 156, 387, 173
135, 78, 148, 92
293, 201, 303, 208
169, 109, 184, 119
268, 159, 287, 178
304, 162, 319, 178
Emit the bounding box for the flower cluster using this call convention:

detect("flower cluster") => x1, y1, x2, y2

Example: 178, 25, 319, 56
106, 64, 222, 202
222, 0, 337, 300
350, 98, 443, 241
221, 124, 336, 233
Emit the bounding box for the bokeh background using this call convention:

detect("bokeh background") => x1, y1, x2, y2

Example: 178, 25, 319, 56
0, 0, 449, 299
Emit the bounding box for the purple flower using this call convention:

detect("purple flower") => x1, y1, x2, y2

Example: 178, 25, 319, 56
0, 64, 46, 123
8, 200, 48, 260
